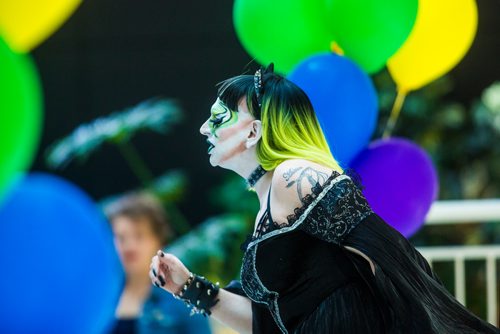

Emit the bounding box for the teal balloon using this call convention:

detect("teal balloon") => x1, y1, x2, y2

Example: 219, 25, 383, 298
0, 36, 43, 203
326, 0, 418, 73
234, 0, 333, 74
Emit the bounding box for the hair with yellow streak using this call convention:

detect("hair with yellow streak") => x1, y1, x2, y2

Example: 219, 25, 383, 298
217, 70, 343, 173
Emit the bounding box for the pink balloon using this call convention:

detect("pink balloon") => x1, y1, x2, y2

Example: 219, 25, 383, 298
351, 138, 438, 237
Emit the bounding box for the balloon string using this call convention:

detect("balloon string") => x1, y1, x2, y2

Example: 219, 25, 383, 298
383, 88, 407, 138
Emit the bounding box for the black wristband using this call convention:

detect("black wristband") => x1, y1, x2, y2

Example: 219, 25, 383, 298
174, 273, 220, 316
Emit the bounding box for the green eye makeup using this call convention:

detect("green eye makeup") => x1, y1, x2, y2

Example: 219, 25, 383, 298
209, 101, 238, 136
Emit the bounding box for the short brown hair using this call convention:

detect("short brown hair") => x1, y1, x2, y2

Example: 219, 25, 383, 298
105, 192, 173, 245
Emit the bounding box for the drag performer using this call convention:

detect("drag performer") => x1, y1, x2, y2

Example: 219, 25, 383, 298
150, 64, 498, 333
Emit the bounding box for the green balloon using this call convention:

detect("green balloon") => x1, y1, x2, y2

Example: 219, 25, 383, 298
0, 37, 42, 202
233, 0, 333, 74
326, 0, 418, 73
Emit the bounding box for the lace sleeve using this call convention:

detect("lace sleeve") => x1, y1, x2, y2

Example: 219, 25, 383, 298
290, 176, 373, 245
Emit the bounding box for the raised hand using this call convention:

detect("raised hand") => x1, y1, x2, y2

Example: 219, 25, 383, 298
149, 250, 191, 295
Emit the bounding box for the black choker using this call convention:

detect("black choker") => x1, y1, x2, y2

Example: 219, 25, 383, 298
246, 165, 267, 188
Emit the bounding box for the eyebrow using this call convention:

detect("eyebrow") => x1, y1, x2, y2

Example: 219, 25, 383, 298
211, 101, 229, 116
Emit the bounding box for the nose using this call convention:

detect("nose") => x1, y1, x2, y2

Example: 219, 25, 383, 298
200, 119, 210, 136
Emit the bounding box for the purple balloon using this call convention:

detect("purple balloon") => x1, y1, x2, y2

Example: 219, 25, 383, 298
351, 138, 439, 237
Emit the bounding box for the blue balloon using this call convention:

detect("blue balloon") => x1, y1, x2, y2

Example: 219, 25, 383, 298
0, 173, 123, 334
288, 53, 378, 165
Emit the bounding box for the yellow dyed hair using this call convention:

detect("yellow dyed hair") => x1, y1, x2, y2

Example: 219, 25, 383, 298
217, 72, 342, 172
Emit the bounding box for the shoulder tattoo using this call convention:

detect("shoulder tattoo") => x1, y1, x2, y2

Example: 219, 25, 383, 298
282, 167, 329, 204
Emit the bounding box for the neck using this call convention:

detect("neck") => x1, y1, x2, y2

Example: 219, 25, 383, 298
125, 272, 152, 293
253, 172, 273, 207
239, 163, 273, 206
223, 149, 273, 205
246, 165, 266, 187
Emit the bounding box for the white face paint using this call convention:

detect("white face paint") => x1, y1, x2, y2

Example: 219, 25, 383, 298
200, 98, 256, 167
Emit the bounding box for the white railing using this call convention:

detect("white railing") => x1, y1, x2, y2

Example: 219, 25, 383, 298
417, 199, 500, 327
418, 245, 500, 326
425, 199, 500, 225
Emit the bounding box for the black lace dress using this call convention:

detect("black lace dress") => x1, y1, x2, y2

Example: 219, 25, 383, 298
225, 172, 499, 334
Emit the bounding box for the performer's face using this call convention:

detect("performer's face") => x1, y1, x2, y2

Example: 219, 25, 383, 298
199, 98, 255, 167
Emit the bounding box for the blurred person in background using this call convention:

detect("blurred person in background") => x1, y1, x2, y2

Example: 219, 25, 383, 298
106, 192, 212, 334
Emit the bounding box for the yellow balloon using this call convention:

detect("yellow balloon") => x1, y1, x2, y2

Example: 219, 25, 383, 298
388, 0, 478, 92
0, 0, 81, 52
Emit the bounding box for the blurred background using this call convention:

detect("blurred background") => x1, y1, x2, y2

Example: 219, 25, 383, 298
29, 0, 500, 223
0, 0, 499, 332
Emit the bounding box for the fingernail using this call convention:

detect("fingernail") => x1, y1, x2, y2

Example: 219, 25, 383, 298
158, 276, 166, 286
152, 268, 157, 277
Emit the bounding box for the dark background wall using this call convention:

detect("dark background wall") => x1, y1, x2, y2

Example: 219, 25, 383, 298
31, 0, 500, 225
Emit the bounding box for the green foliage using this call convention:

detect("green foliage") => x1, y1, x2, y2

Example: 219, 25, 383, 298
98, 169, 190, 235
45, 97, 191, 234
150, 169, 188, 203
45, 98, 182, 169
210, 174, 260, 215
166, 213, 253, 285
375, 72, 500, 200
99, 169, 187, 207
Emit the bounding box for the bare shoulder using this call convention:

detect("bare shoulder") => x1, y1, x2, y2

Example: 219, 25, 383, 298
269, 159, 335, 224
272, 159, 334, 193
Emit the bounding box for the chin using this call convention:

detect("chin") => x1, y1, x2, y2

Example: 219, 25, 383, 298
208, 155, 218, 167
210, 156, 233, 171
209, 153, 228, 168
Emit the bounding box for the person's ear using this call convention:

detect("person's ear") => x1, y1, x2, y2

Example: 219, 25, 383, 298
246, 120, 262, 149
